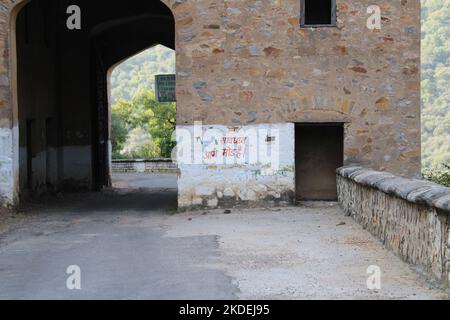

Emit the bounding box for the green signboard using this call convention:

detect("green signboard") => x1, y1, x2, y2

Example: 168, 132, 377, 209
155, 74, 176, 103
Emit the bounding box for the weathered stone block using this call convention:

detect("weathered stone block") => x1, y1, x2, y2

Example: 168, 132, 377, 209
192, 197, 203, 206
223, 188, 235, 198
433, 195, 450, 212
196, 185, 216, 197
207, 198, 219, 207
238, 189, 257, 202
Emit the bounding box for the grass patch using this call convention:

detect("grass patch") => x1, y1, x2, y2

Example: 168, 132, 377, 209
423, 164, 450, 187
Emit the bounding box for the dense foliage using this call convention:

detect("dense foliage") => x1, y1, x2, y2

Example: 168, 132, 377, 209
111, 45, 176, 159
422, 164, 450, 187
421, 0, 450, 169
112, 89, 176, 159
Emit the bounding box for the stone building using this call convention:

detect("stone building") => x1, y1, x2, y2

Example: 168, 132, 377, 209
0, 0, 421, 209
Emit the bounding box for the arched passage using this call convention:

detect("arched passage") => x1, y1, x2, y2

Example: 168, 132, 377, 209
14, 0, 175, 200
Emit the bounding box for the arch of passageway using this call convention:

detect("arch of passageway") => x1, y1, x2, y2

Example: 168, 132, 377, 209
8, 0, 176, 202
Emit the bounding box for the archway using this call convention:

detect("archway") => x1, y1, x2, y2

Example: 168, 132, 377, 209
108, 45, 177, 192
14, 0, 175, 201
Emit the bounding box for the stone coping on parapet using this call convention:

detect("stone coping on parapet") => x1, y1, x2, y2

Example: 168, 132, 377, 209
337, 166, 450, 213
112, 159, 174, 163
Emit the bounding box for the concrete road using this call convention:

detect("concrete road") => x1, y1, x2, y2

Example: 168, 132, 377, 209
0, 173, 448, 300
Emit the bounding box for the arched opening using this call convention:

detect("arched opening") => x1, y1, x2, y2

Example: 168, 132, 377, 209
14, 0, 176, 204
108, 45, 177, 192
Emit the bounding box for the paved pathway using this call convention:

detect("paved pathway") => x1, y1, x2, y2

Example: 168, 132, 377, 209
0, 174, 447, 300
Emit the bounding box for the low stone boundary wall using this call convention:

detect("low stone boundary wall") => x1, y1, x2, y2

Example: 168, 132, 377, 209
337, 166, 450, 287
112, 159, 178, 173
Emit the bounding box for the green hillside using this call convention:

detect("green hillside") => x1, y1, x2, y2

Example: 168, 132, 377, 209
421, 0, 450, 169
110, 45, 175, 104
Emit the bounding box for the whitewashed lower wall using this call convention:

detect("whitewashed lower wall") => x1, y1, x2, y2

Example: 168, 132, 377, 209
177, 123, 296, 208
0, 128, 14, 206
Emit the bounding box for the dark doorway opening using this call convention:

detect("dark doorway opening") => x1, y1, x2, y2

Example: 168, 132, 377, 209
295, 123, 344, 201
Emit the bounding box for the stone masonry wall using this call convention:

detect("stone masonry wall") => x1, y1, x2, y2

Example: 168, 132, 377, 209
0, 0, 421, 206
173, 0, 421, 178
172, 0, 421, 209
337, 166, 450, 287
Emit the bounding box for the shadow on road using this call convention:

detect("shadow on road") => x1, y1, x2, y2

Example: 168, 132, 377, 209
18, 173, 179, 215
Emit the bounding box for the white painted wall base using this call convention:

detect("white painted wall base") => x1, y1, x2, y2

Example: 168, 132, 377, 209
177, 123, 296, 208
0, 128, 14, 206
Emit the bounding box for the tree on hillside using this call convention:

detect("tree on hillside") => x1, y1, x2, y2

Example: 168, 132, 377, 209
111, 112, 128, 159
111, 89, 176, 159
421, 0, 450, 168
110, 45, 175, 104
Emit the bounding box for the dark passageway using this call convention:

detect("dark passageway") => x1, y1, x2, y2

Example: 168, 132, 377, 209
15, 0, 175, 202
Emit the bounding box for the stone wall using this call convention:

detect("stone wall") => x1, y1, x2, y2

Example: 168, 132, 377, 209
337, 166, 450, 287
173, 0, 421, 178
112, 159, 178, 173
172, 0, 421, 208
177, 123, 295, 208
0, 0, 421, 207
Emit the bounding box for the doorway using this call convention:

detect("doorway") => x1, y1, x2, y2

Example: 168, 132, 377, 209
295, 123, 344, 201
108, 45, 177, 194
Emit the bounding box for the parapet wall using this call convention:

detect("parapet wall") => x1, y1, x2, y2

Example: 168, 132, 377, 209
337, 166, 450, 287
112, 159, 178, 174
